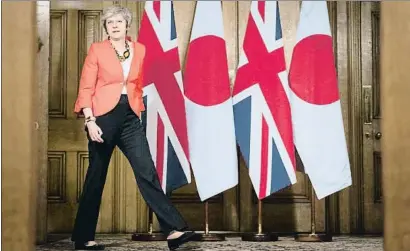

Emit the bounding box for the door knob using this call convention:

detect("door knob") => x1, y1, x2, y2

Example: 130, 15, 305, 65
375, 132, 382, 140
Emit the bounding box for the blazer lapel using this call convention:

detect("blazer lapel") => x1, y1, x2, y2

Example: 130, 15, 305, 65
103, 39, 124, 81
103, 39, 141, 82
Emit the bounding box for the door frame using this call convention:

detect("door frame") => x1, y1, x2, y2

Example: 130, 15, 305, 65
36, 0, 50, 244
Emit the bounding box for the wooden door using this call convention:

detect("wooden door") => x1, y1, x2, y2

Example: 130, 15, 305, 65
362, 2, 383, 234
47, 0, 113, 233
47, 1, 148, 234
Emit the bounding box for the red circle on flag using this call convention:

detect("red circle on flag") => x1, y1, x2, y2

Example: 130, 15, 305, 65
183, 35, 231, 106
289, 34, 340, 105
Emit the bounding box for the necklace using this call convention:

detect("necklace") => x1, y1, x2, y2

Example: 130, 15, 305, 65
109, 38, 130, 62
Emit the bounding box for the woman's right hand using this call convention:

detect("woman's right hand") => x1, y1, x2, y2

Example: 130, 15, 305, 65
86, 121, 104, 143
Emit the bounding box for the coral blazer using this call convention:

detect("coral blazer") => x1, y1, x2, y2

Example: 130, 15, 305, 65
74, 39, 145, 117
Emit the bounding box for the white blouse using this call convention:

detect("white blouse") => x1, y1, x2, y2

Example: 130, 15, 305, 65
121, 47, 133, 94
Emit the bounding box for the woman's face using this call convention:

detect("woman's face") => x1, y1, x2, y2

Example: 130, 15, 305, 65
106, 14, 128, 40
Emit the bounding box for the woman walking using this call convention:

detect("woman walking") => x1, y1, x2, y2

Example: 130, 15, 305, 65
71, 6, 195, 251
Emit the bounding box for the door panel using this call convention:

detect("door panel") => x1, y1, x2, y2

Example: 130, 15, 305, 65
361, 1, 383, 234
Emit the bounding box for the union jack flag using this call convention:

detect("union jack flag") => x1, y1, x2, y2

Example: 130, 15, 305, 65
232, 1, 297, 200
138, 1, 191, 194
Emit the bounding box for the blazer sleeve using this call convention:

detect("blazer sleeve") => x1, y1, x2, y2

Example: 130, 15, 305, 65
74, 43, 98, 114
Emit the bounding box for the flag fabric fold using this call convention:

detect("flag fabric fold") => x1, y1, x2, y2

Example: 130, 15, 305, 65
232, 1, 297, 200
183, 1, 238, 201
138, 1, 191, 194
288, 1, 352, 199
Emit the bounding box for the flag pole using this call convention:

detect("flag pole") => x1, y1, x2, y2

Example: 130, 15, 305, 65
242, 199, 278, 242
192, 200, 225, 241
132, 207, 167, 241
294, 180, 332, 242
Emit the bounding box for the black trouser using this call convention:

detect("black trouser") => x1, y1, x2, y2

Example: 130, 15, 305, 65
71, 95, 188, 243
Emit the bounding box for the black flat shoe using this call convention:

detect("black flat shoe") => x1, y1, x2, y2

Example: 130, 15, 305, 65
74, 242, 105, 250
167, 231, 196, 250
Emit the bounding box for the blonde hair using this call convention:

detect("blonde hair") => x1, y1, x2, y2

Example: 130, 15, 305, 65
101, 6, 132, 34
